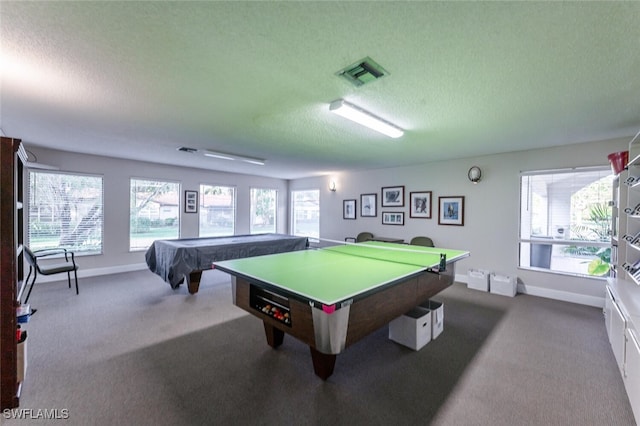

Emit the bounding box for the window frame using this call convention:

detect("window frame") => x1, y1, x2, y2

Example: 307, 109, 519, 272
198, 183, 237, 237
290, 188, 320, 241
250, 187, 278, 235
27, 170, 104, 255
518, 166, 613, 279
129, 177, 181, 251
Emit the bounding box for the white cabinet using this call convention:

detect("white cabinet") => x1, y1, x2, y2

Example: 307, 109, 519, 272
625, 327, 640, 422
611, 296, 627, 376
606, 286, 617, 343
606, 280, 640, 425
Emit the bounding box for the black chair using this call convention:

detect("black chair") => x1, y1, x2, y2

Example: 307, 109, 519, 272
23, 247, 79, 304
409, 236, 435, 247
345, 232, 374, 243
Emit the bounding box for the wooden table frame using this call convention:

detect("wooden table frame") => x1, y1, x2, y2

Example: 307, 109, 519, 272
231, 265, 454, 379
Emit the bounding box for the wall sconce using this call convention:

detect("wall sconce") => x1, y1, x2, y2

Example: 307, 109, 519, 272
329, 180, 337, 192
468, 166, 482, 184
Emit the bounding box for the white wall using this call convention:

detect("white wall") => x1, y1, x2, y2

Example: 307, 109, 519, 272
31, 137, 629, 307
27, 147, 289, 275
290, 137, 630, 307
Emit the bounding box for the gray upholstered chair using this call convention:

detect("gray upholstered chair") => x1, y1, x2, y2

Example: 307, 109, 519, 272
23, 246, 79, 303
345, 232, 374, 243
409, 236, 435, 247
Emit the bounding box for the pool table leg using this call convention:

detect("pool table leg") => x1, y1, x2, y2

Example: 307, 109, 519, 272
187, 271, 202, 294
309, 347, 336, 380
263, 323, 284, 348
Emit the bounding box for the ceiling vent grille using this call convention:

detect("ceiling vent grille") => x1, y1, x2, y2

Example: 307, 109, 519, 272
336, 57, 389, 87
177, 146, 198, 153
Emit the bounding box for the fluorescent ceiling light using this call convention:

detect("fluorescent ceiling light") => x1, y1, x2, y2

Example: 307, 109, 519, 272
329, 99, 403, 138
203, 152, 235, 161
177, 146, 266, 166
202, 149, 265, 166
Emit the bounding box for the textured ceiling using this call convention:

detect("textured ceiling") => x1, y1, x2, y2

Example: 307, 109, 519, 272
1, 1, 639, 179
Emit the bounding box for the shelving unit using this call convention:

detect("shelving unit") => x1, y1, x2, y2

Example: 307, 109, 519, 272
611, 172, 628, 281
0, 136, 26, 410
606, 129, 640, 423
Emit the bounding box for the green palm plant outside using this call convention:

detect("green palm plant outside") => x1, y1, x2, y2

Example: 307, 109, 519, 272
566, 203, 611, 276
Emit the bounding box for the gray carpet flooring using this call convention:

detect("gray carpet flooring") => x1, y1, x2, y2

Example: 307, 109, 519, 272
5, 269, 636, 425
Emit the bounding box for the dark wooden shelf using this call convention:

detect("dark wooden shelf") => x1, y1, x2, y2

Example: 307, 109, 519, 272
1, 136, 24, 410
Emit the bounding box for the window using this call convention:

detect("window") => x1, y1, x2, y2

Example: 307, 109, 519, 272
28, 171, 103, 254
250, 188, 277, 234
130, 179, 180, 250
519, 167, 613, 277
291, 189, 319, 240
199, 184, 236, 237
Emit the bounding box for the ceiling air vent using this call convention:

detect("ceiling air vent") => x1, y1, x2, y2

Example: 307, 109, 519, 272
177, 146, 198, 153
336, 57, 389, 87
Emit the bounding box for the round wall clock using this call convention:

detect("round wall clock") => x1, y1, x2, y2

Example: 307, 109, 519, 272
468, 166, 482, 183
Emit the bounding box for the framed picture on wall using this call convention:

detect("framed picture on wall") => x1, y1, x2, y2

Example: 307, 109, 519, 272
438, 196, 464, 226
409, 191, 432, 218
343, 199, 356, 220
360, 193, 377, 217
185, 190, 198, 213
381, 186, 405, 207
382, 211, 404, 225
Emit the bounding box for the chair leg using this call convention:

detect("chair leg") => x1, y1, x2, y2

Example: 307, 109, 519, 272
23, 269, 37, 305
73, 269, 79, 295
22, 268, 33, 304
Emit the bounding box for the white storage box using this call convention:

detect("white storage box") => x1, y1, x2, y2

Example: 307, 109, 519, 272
389, 306, 432, 350
467, 269, 490, 292
17, 338, 27, 383
490, 273, 517, 297
421, 300, 444, 339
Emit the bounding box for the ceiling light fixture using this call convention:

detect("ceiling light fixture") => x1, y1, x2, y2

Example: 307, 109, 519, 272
177, 147, 266, 166
329, 99, 403, 139
203, 151, 235, 161
203, 150, 266, 165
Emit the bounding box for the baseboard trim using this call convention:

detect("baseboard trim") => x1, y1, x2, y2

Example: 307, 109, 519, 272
36, 263, 149, 283
456, 274, 604, 308
454, 273, 467, 284
37, 268, 607, 308
517, 284, 604, 308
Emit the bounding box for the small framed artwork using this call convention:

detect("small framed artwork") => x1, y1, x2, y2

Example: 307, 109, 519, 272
438, 196, 464, 226
185, 190, 198, 213
410, 191, 432, 219
343, 199, 356, 220
382, 211, 404, 225
381, 186, 405, 207
360, 193, 377, 217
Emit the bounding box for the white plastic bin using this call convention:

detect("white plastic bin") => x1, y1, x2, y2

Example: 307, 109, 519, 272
490, 273, 517, 297
467, 269, 490, 292
389, 306, 432, 350
17, 338, 27, 383
421, 300, 444, 339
